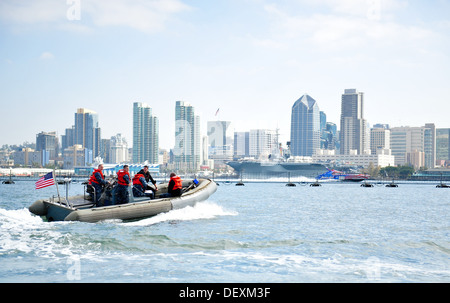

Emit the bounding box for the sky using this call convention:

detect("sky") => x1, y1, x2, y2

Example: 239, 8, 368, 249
1, 0, 449, 150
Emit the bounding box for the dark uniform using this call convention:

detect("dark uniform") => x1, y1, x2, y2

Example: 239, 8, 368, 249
116, 168, 130, 204
132, 174, 153, 199
88, 168, 107, 206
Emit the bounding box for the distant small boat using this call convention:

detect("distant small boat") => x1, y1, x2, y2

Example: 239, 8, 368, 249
2, 170, 15, 184
317, 169, 370, 182
361, 181, 373, 187
436, 183, 450, 188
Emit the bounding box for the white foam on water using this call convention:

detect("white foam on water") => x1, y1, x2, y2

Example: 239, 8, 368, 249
0, 208, 75, 258
124, 201, 238, 227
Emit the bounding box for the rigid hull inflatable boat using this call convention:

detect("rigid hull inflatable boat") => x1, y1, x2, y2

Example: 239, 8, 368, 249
29, 178, 217, 223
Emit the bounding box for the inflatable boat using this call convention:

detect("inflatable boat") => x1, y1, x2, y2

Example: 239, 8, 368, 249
29, 178, 217, 223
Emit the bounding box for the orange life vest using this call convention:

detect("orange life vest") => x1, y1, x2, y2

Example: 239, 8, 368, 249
132, 174, 145, 188
170, 176, 183, 190
117, 169, 130, 186
89, 169, 104, 185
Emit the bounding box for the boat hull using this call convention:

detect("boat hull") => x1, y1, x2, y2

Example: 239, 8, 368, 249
29, 179, 217, 223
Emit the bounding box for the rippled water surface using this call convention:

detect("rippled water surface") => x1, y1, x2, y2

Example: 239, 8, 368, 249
1, 180, 449, 282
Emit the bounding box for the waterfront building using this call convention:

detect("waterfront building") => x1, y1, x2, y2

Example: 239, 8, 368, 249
322, 122, 338, 151
390, 126, 423, 166
75, 108, 101, 158
436, 128, 450, 166
290, 94, 321, 157
390, 124, 435, 168
132, 102, 159, 164
63, 144, 92, 169
36, 131, 59, 164
234, 131, 250, 159
249, 129, 278, 159
207, 121, 233, 166
313, 149, 395, 168
174, 101, 201, 171
370, 126, 390, 156
339, 89, 369, 155
61, 126, 75, 151
110, 133, 129, 164
11, 148, 42, 167
424, 123, 436, 169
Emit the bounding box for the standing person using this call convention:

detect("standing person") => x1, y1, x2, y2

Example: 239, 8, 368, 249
137, 165, 158, 192
88, 164, 108, 206
132, 173, 154, 199
116, 165, 131, 204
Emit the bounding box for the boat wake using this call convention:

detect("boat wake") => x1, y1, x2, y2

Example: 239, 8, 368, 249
124, 201, 238, 227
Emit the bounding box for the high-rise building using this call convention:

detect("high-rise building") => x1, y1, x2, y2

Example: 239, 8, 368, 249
390, 126, 429, 167
36, 131, 59, 162
249, 129, 278, 159
174, 101, 201, 171
133, 102, 159, 164
290, 94, 321, 157
75, 108, 101, 158
110, 133, 129, 164
340, 89, 369, 155
424, 123, 436, 169
370, 126, 390, 155
436, 128, 450, 166
234, 131, 250, 159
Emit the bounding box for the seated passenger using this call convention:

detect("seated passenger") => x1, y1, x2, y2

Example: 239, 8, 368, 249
132, 173, 154, 199
161, 173, 183, 198
88, 164, 108, 207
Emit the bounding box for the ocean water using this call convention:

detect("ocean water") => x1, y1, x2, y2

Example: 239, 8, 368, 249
0, 180, 449, 283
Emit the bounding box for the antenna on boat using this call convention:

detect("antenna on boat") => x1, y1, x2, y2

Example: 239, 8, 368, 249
53, 168, 61, 203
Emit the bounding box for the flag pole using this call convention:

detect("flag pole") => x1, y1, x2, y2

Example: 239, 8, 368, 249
53, 168, 61, 203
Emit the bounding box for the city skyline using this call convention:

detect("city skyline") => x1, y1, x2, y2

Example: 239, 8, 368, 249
1, 1, 449, 149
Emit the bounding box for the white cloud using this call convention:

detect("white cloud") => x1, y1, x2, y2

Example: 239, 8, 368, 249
0, 0, 191, 33
83, 0, 191, 32
262, 1, 436, 53
39, 52, 55, 60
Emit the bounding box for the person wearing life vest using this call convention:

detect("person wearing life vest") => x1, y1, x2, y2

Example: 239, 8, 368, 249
88, 164, 108, 206
168, 172, 183, 197
116, 165, 131, 204
132, 173, 154, 199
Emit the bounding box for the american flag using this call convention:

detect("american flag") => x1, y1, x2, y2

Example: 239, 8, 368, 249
35, 172, 55, 189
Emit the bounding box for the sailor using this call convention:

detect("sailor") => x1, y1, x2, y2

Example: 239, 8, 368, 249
132, 173, 154, 199
116, 165, 131, 204
168, 172, 183, 197
137, 165, 158, 194
88, 164, 108, 206
137, 165, 158, 188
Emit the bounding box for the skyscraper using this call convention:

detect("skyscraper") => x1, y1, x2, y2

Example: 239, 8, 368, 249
339, 89, 369, 155
74, 108, 101, 158
436, 128, 450, 165
133, 102, 159, 164
174, 101, 200, 171
36, 131, 59, 161
290, 94, 320, 157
